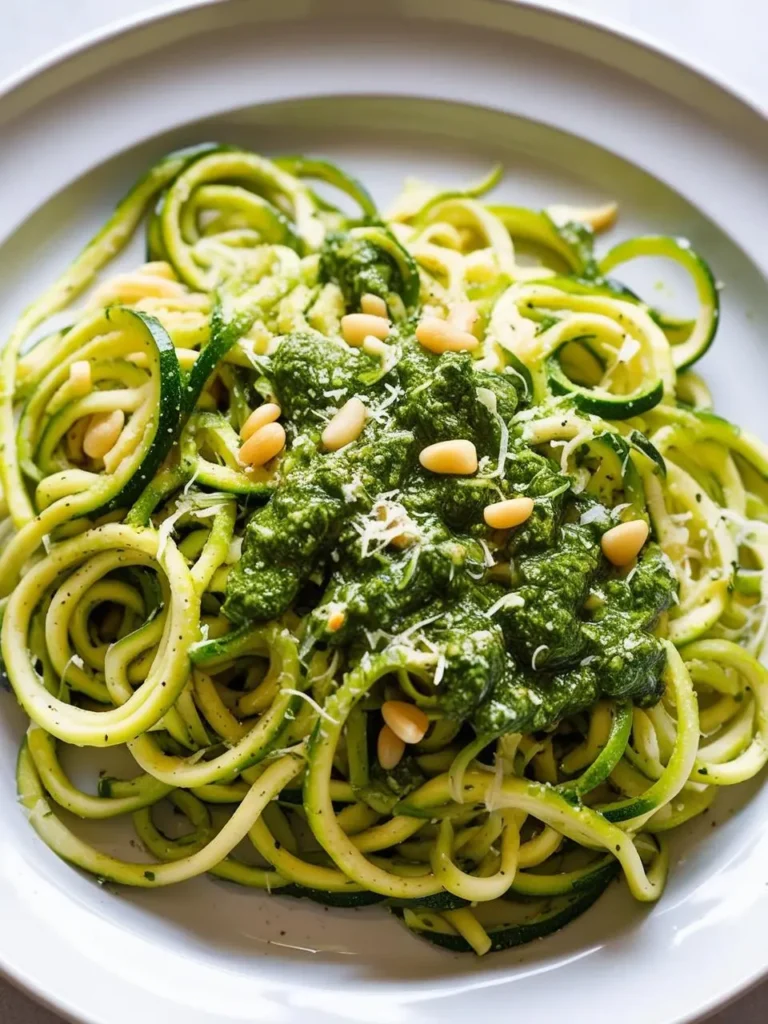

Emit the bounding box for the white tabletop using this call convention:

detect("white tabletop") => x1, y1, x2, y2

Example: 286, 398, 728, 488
1, 2, 766, 1022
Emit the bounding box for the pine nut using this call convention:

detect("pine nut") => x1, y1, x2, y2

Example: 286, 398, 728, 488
484, 497, 535, 529
83, 410, 125, 460
377, 724, 406, 771
238, 422, 286, 466
382, 700, 430, 745
416, 316, 479, 354
601, 519, 649, 566
241, 402, 281, 441
68, 360, 92, 395
361, 293, 388, 317
322, 397, 367, 451
448, 302, 479, 334
419, 439, 478, 475
341, 313, 390, 347
362, 335, 387, 358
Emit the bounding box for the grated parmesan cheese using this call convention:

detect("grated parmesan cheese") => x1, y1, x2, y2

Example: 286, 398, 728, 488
531, 644, 549, 671
487, 592, 525, 617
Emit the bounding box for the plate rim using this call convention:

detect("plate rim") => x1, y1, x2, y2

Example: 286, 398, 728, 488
0, 3, 766, 1023
0, 0, 765, 124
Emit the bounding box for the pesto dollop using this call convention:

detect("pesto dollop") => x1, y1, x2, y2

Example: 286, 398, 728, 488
224, 230, 677, 736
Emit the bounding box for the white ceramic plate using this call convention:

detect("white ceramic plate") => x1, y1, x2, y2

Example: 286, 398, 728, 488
1, 3, 768, 1022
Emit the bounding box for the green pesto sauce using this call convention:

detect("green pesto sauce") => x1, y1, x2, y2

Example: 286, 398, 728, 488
319, 231, 403, 309
359, 756, 427, 814
223, 230, 678, 736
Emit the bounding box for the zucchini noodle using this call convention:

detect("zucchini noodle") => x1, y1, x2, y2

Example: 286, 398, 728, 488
1, 145, 766, 957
